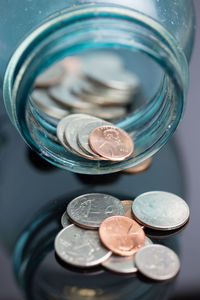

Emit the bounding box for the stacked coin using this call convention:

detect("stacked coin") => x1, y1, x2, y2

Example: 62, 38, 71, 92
55, 191, 189, 279
56, 113, 134, 161
31, 52, 139, 123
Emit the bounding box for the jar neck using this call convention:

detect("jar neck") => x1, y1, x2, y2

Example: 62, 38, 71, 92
3, 4, 189, 173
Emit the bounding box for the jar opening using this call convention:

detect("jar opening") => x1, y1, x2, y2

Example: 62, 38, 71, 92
3, 4, 188, 174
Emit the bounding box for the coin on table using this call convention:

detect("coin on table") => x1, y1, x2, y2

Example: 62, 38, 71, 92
64, 114, 103, 160
55, 224, 112, 267
48, 82, 98, 110
77, 119, 111, 156
99, 216, 145, 256
135, 244, 180, 281
102, 236, 152, 274
89, 125, 134, 161
61, 211, 71, 228
31, 89, 69, 120
121, 200, 134, 220
132, 191, 190, 231
57, 114, 87, 154
34, 62, 66, 88
123, 157, 152, 174
67, 193, 124, 229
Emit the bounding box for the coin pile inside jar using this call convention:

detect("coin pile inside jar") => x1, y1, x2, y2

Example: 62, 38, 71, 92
31, 52, 139, 123
54, 191, 190, 280
56, 113, 134, 161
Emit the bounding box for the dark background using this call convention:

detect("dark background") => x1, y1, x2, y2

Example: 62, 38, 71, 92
0, 1, 200, 299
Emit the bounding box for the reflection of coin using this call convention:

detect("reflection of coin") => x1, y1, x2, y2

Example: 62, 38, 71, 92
55, 224, 112, 267
102, 236, 152, 274
135, 244, 180, 281
89, 125, 134, 161
67, 193, 124, 229
35, 62, 65, 88
61, 211, 71, 228
132, 191, 190, 231
99, 216, 145, 256
121, 200, 134, 220
73, 106, 126, 121
123, 157, 152, 174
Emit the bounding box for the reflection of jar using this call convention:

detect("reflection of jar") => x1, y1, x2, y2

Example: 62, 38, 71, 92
1, 0, 194, 174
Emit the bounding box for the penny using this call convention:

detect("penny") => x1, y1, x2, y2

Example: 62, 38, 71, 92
31, 89, 69, 120
132, 191, 190, 231
61, 211, 71, 228
89, 125, 134, 161
99, 216, 145, 256
77, 119, 111, 157
123, 157, 152, 174
67, 193, 124, 229
121, 200, 134, 220
55, 224, 112, 267
102, 236, 152, 274
34, 62, 66, 88
64, 115, 102, 160
135, 244, 180, 281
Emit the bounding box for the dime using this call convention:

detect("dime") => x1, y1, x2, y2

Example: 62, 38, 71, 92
121, 200, 134, 220
64, 115, 102, 160
67, 193, 124, 229
34, 62, 66, 88
132, 191, 190, 231
73, 106, 126, 121
102, 236, 153, 274
89, 125, 134, 161
48, 81, 98, 109
54, 224, 112, 267
77, 119, 111, 157
99, 216, 145, 256
61, 211, 71, 228
135, 244, 180, 281
123, 157, 152, 174
31, 89, 69, 120
57, 114, 87, 154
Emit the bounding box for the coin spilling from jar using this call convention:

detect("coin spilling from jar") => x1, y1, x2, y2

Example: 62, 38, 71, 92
55, 191, 189, 280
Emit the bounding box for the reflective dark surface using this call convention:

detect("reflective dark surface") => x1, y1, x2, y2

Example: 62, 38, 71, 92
0, 1, 200, 299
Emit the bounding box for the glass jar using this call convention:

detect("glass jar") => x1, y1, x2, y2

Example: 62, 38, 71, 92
1, 0, 195, 174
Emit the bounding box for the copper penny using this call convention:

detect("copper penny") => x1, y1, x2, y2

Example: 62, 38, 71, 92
99, 216, 145, 256
89, 125, 134, 161
122, 200, 134, 220
123, 157, 152, 174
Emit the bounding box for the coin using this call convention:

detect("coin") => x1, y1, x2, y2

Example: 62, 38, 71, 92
55, 224, 112, 267
132, 191, 190, 231
64, 114, 101, 160
102, 236, 152, 274
99, 216, 145, 256
135, 244, 180, 281
123, 157, 152, 174
48, 82, 98, 109
34, 62, 66, 88
73, 106, 127, 121
67, 193, 124, 229
31, 89, 69, 120
89, 125, 134, 161
77, 119, 111, 157
61, 211, 71, 228
121, 200, 134, 220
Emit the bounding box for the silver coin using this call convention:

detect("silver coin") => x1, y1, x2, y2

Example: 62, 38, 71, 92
102, 236, 153, 274
61, 211, 71, 228
64, 114, 102, 160
67, 193, 125, 229
31, 89, 69, 120
77, 119, 111, 156
56, 114, 87, 154
48, 79, 98, 110
135, 244, 180, 281
73, 106, 127, 121
55, 224, 112, 267
34, 62, 66, 88
132, 191, 190, 231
